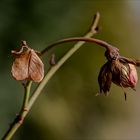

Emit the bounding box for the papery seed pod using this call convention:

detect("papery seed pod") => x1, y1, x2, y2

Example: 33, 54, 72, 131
98, 58, 138, 97
11, 41, 44, 82
129, 64, 138, 88
111, 60, 138, 89
98, 62, 112, 96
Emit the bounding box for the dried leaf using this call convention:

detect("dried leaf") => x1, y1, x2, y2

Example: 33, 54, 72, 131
28, 49, 44, 82
11, 41, 44, 82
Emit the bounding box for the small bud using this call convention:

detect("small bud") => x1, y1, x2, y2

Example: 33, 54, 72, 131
11, 41, 44, 82
49, 53, 56, 66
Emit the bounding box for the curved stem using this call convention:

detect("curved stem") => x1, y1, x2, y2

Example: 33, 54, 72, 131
29, 12, 100, 108
41, 37, 113, 55
29, 34, 95, 109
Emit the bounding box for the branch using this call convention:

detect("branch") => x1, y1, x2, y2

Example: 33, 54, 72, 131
41, 37, 114, 55
28, 12, 100, 109
2, 81, 32, 140
2, 12, 100, 140
41, 12, 101, 55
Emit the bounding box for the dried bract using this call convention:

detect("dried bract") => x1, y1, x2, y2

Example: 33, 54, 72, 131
11, 41, 44, 82
98, 61, 112, 96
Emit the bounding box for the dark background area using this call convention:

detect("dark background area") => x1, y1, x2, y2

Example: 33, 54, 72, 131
1, 0, 140, 140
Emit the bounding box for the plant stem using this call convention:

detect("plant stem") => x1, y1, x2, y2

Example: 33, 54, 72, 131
28, 12, 100, 109
41, 37, 114, 55
2, 12, 100, 140
20, 81, 32, 119
2, 81, 32, 140
41, 12, 101, 56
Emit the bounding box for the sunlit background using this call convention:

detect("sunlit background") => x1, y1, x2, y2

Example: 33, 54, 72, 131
1, 0, 140, 140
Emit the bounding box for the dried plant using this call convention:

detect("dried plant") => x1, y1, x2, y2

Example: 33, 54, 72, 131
2, 12, 140, 140
98, 49, 139, 100
11, 41, 44, 82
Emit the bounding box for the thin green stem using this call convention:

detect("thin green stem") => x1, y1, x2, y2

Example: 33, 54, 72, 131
28, 12, 100, 109
29, 32, 95, 109
20, 81, 32, 118
2, 81, 32, 140
2, 12, 100, 140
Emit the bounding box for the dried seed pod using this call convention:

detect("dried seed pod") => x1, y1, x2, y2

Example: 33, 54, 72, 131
98, 48, 139, 100
111, 61, 138, 89
98, 61, 112, 95
98, 60, 138, 95
129, 64, 138, 88
11, 41, 44, 82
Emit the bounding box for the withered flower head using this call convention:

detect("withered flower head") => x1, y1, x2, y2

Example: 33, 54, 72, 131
11, 41, 44, 82
98, 46, 140, 99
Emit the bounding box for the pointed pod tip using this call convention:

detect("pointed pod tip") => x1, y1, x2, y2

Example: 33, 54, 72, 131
21, 40, 27, 46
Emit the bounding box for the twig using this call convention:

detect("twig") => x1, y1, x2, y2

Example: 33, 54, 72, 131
41, 12, 100, 56
2, 81, 32, 140
2, 12, 100, 140
41, 37, 114, 55
28, 12, 100, 110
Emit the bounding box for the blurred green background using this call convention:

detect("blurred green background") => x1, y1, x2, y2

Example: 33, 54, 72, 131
1, 0, 140, 140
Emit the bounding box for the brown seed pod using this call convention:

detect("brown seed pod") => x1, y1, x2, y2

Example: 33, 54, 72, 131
98, 48, 139, 100
11, 41, 44, 82
111, 61, 138, 89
